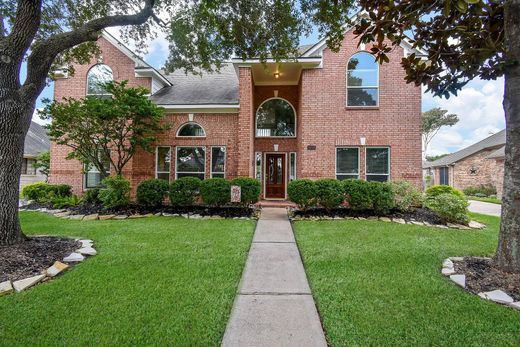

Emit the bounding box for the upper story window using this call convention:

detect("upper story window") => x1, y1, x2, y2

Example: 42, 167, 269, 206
256, 98, 296, 137
177, 122, 206, 137
86, 64, 113, 97
347, 52, 379, 107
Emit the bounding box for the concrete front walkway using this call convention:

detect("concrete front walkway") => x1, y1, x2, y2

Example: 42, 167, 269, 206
222, 208, 327, 347
468, 200, 502, 217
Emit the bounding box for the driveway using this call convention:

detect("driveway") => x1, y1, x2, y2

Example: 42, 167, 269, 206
468, 200, 501, 217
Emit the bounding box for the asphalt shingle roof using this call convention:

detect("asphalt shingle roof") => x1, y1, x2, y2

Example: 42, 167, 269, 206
24, 121, 50, 157
487, 145, 505, 159
424, 129, 506, 168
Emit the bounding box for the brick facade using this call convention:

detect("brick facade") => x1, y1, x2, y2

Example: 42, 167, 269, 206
50, 29, 422, 199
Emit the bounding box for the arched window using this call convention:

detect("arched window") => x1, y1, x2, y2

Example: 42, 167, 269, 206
256, 98, 296, 137
177, 122, 206, 137
86, 64, 113, 96
347, 52, 378, 107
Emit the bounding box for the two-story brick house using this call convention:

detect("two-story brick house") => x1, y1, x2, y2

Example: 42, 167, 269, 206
49, 28, 423, 200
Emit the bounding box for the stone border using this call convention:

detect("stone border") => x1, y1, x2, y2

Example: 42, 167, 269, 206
23, 208, 257, 221
290, 214, 486, 230
441, 257, 520, 311
0, 238, 97, 296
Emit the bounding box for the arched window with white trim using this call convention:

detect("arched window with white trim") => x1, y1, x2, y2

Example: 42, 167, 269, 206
347, 52, 379, 107
177, 122, 206, 137
256, 98, 296, 137
86, 64, 113, 97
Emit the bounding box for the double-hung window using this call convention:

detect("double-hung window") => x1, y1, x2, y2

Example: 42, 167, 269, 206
366, 147, 390, 182
85, 154, 111, 188
176, 147, 205, 179
156, 146, 171, 181
336, 147, 360, 180
211, 146, 226, 178
289, 152, 297, 181
347, 52, 379, 107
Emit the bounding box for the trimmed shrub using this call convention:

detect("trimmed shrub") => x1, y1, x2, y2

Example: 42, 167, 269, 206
170, 177, 201, 206
287, 179, 317, 210
315, 179, 344, 210
368, 181, 395, 214
21, 182, 72, 202
463, 184, 497, 197
83, 188, 101, 204
200, 178, 231, 206
98, 175, 131, 209
231, 177, 261, 206
137, 179, 170, 207
343, 179, 372, 210
51, 195, 81, 209
425, 185, 465, 199
391, 181, 423, 212
425, 193, 469, 224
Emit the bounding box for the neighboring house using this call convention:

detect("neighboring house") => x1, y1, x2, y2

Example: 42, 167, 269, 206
49, 25, 424, 200
21, 121, 50, 189
423, 130, 506, 198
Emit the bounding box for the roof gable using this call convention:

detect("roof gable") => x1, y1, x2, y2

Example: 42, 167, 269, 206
24, 121, 50, 157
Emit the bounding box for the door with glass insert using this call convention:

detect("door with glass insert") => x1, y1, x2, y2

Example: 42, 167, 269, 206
265, 154, 286, 199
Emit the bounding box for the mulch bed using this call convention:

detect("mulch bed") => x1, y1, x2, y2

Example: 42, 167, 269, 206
292, 207, 444, 225
455, 257, 520, 301
0, 237, 80, 282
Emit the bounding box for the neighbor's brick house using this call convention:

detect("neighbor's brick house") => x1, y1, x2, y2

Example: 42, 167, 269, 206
49, 27, 424, 200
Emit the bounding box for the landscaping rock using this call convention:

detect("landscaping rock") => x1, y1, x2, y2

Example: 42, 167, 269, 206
468, 221, 486, 229
447, 223, 471, 230
410, 221, 424, 226
450, 274, 466, 288
442, 259, 454, 268
435, 224, 449, 229
0, 281, 14, 296
128, 214, 145, 219
154, 212, 162, 216
442, 267, 456, 276
423, 221, 432, 227
113, 215, 128, 220
357, 217, 366, 220
379, 217, 391, 222
63, 252, 85, 262
77, 247, 97, 256
83, 214, 99, 221
191, 214, 202, 219
508, 302, 520, 310
181, 214, 189, 218
393, 218, 406, 224
45, 261, 69, 277
54, 211, 71, 218
99, 214, 115, 220
144, 213, 154, 217
367, 216, 378, 220
69, 214, 85, 221
480, 290, 514, 304
79, 239, 93, 247
449, 257, 464, 262
12, 275, 45, 292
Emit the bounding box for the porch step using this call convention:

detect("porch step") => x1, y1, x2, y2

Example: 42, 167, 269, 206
256, 200, 297, 208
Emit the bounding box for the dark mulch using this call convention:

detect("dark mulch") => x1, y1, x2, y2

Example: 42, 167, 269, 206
292, 207, 444, 225
455, 257, 520, 301
0, 237, 80, 282
21, 202, 256, 218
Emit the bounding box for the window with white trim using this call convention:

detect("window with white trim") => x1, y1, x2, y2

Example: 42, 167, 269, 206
347, 52, 379, 107
255, 152, 262, 181
289, 152, 297, 181
256, 98, 296, 137
21, 158, 37, 175
177, 122, 206, 137
176, 146, 205, 179
211, 146, 226, 178
336, 147, 359, 180
86, 64, 113, 97
366, 147, 390, 182
85, 154, 111, 188
156, 146, 171, 181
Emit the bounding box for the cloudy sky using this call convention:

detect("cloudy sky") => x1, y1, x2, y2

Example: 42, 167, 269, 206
31, 28, 506, 157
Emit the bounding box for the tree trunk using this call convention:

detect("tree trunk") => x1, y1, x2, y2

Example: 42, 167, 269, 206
495, 0, 520, 273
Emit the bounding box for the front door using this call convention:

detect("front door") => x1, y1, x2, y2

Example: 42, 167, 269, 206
265, 153, 286, 199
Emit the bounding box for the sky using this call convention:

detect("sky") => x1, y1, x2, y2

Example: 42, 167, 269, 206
30, 27, 506, 157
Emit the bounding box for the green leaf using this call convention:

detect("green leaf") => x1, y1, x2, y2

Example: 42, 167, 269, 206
456, 0, 468, 12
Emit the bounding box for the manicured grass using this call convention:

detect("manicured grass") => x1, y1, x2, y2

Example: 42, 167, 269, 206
0, 212, 255, 346
468, 196, 502, 205
294, 213, 520, 347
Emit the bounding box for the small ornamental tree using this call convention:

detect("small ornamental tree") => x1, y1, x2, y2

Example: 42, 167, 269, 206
33, 151, 50, 181
40, 81, 168, 179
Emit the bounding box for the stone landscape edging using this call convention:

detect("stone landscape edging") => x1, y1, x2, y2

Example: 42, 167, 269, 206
441, 257, 520, 311
0, 238, 97, 297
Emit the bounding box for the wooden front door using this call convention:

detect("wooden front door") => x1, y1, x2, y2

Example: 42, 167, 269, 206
265, 154, 286, 199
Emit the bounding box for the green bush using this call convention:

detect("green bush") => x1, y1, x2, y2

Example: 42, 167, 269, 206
391, 181, 423, 212
231, 177, 261, 206
83, 188, 101, 204
137, 179, 170, 207
200, 178, 231, 206
425, 193, 469, 224
315, 179, 344, 210
21, 182, 72, 202
463, 184, 497, 197
368, 181, 395, 214
425, 185, 465, 199
343, 179, 372, 210
98, 175, 131, 209
287, 179, 317, 210
51, 195, 82, 209
169, 177, 201, 206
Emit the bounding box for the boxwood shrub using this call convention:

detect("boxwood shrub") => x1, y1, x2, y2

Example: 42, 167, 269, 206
425, 193, 469, 224
169, 177, 201, 206
136, 179, 170, 207
98, 175, 131, 209
200, 178, 231, 206
287, 179, 317, 210
231, 177, 261, 206
342, 179, 372, 210
368, 181, 395, 214
83, 188, 102, 204
425, 185, 465, 199
315, 178, 344, 210
21, 182, 72, 202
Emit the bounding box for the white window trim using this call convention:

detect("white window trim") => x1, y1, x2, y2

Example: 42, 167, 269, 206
255, 152, 262, 181
365, 146, 391, 181
175, 146, 206, 179
346, 52, 379, 108
335, 147, 360, 179
155, 146, 171, 182
210, 146, 226, 178
84, 163, 111, 189
255, 97, 297, 138
86, 64, 114, 97
289, 152, 297, 181
176, 122, 207, 138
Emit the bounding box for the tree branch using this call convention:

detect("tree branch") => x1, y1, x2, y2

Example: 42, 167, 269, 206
3, 0, 42, 61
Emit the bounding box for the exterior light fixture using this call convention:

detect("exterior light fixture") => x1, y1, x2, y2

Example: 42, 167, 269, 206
274, 144, 279, 151
274, 72, 280, 79
360, 137, 366, 145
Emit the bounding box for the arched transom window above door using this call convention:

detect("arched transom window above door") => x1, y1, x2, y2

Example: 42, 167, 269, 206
176, 122, 206, 137
86, 64, 113, 97
347, 52, 379, 107
256, 98, 296, 137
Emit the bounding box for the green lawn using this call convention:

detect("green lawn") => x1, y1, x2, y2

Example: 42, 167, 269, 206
468, 196, 502, 204
0, 212, 255, 346
294, 213, 520, 347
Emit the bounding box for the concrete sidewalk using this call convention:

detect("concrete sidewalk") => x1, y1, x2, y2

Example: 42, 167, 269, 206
468, 200, 502, 217
222, 208, 327, 347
